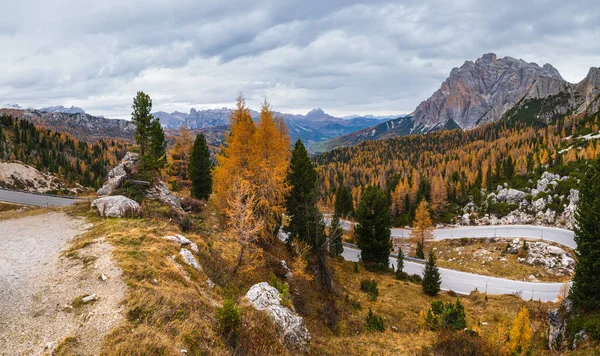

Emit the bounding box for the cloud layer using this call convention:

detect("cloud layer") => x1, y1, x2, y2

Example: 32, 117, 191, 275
1, 0, 598, 119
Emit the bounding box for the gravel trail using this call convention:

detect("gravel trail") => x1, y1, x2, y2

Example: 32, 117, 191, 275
0, 212, 125, 355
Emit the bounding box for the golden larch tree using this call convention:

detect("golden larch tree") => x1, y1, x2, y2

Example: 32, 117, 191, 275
410, 200, 434, 248
213, 94, 256, 210
509, 306, 532, 354
249, 99, 291, 239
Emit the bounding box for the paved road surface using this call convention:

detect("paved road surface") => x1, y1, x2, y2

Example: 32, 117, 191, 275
331, 218, 575, 249
341, 246, 566, 302
0, 189, 86, 207
328, 218, 575, 301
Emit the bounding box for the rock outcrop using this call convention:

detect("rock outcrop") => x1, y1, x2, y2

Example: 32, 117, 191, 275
246, 282, 310, 353
145, 179, 183, 213
467, 170, 579, 229
91, 195, 142, 218
96, 152, 183, 213
411, 53, 563, 131
521, 241, 575, 275
96, 152, 139, 196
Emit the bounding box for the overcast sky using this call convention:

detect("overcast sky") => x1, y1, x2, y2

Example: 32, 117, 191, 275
1, 0, 599, 119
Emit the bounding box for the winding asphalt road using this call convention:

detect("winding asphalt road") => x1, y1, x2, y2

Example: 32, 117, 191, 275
2, 191, 575, 301
334, 219, 575, 302
0, 188, 87, 207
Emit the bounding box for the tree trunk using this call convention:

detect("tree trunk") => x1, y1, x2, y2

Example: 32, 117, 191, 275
232, 243, 246, 275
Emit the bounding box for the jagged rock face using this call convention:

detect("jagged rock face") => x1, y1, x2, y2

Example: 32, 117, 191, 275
1, 109, 135, 143
411, 53, 563, 131
91, 195, 141, 218
97, 152, 139, 196
246, 282, 310, 354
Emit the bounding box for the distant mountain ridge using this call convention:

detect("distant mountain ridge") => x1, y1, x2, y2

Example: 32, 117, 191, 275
316, 53, 600, 152
153, 106, 387, 146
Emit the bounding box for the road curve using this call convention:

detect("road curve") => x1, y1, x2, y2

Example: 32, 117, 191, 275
0, 188, 87, 207
332, 218, 575, 302
332, 218, 575, 249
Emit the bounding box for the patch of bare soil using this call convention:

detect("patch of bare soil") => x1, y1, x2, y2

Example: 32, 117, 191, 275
0, 212, 126, 355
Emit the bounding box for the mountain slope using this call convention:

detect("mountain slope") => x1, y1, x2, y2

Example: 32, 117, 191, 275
319, 54, 600, 152
0, 109, 135, 143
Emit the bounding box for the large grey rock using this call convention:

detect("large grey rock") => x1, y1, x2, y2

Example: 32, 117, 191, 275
533, 198, 547, 213
496, 188, 526, 204
246, 282, 310, 353
97, 152, 139, 196
145, 179, 184, 213
91, 195, 141, 218
410, 53, 563, 131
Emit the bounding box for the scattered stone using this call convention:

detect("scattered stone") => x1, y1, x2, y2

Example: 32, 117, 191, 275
82, 294, 98, 303
91, 195, 141, 218
190, 243, 199, 254
179, 248, 202, 272
281, 260, 293, 280
246, 282, 310, 353
206, 279, 215, 289
100, 274, 107, 281
521, 241, 575, 275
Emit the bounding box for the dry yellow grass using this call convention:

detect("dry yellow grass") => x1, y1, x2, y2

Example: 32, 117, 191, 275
59, 201, 578, 355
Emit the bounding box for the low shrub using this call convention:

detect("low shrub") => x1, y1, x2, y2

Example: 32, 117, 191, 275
426, 300, 467, 331
181, 197, 205, 213
216, 298, 241, 346
360, 279, 379, 301
365, 308, 385, 332
179, 215, 193, 233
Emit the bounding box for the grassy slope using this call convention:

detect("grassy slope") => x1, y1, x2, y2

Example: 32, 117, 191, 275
54, 200, 584, 355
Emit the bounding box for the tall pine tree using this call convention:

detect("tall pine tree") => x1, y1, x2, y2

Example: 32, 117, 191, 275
422, 251, 441, 296
189, 133, 213, 200
335, 186, 354, 218
148, 118, 167, 171
355, 185, 391, 267
285, 139, 325, 248
131, 91, 153, 157
571, 158, 600, 310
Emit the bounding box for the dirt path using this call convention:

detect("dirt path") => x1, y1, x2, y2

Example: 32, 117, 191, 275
0, 212, 126, 355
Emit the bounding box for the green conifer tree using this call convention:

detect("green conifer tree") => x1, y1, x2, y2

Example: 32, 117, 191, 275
285, 139, 326, 248
571, 158, 600, 310
395, 248, 405, 280
148, 118, 167, 171
422, 251, 442, 296
355, 185, 391, 267
188, 133, 213, 200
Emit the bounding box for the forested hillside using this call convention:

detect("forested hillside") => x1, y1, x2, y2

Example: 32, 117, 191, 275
0, 114, 128, 190
315, 107, 600, 227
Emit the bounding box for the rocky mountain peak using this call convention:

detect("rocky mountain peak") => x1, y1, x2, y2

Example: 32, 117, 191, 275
306, 108, 326, 119
410, 53, 564, 131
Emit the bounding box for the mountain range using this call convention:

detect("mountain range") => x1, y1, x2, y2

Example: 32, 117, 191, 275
3, 53, 598, 153
154, 107, 389, 145
315, 53, 600, 152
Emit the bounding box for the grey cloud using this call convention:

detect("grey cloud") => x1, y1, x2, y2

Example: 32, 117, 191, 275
0, 0, 599, 118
